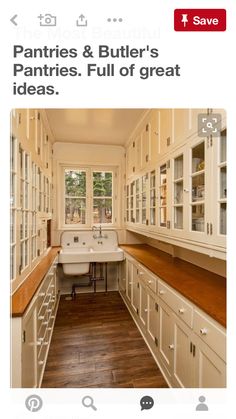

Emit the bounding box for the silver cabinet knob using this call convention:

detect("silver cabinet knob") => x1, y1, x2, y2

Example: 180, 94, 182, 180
200, 328, 208, 335
168, 344, 174, 350
159, 290, 165, 295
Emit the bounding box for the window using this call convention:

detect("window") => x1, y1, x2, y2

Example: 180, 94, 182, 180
62, 167, 116, 227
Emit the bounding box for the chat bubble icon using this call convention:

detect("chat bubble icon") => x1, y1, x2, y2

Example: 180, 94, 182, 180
140, 395, 154, 410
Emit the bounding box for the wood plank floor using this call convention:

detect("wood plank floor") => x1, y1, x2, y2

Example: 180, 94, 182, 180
42, 291, 168, 388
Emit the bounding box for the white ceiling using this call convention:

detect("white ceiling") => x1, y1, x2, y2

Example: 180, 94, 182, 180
45, 109, 146, 146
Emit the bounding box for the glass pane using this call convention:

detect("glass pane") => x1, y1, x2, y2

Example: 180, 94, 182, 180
24, 212, 28, 238
65, 170, 86, 197
10, 246, 15, 280
130, 181, 135, 196
220, 129, 227, 163
20, 211, 23, 240
220, 203, 227, 235
93, 171, 112, 197
93, 198, 112, 223
150, 171, 156, 188
150, 208, 156, 225
220, 167, 227, 199
136, 179, 139, 193
25, 153, 29, 180
191, 204, 204, 232
192, 142, 205, 173
160, 207, 167, 227
65, 198, 86, 224
25, 241, 29, 267
150, 189, 156, 207
174, 155, 183, 179
10, 173, 15, 206
174, 180, 183, 204
174, 207, 183, 229
192, 173, 205, 202
10, 210, 15, 243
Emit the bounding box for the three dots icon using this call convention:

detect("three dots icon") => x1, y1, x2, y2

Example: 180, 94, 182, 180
107, 18, 123, 23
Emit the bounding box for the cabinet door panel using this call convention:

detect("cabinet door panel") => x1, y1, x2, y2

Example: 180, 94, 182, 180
195, 340, 226, 388
173, 109, 190, 146
22, 305, 37, 388
139, 282, 148, 327
159, 301, 173, 374
147, 293, 159, 347
159, 109, 173, 156
172, 317, 194, 388
126, 259, 133, 302
141, 123, 151, 169
131, 265, 140, 314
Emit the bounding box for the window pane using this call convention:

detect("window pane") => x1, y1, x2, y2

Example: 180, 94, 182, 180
65, 170, 86, 197
93, 172, 112, 197
65, 198, 86, 224
93, 198, 112, 223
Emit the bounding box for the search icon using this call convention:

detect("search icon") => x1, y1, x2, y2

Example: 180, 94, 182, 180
82, 395, 97, 411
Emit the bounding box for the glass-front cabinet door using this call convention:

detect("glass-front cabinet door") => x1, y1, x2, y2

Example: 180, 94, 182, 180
172, 152, 184, 233
130, 181, 135, 223
135, 178, 141, 224
141, 173, 149, 225
190, 140, 206, 235
158, 161, 170, 231
149, 170, 156, 227
211, 127, 227, 247
126, 185, 130, 223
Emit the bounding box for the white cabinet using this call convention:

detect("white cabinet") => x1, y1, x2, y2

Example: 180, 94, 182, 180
194, 337, 226, 388
139, 281, 148, 328
120, 252, 226, 388
131, 263, 140, 314
11, 257, 59, 388
158, 299, 173, 377
21, 302, 38, 388
173, 109, 191, 147
158, 109, 173, 156
141, 123, 151, 170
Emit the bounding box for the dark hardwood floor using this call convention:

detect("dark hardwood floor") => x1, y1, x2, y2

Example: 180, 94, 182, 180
42, 291, 168, 388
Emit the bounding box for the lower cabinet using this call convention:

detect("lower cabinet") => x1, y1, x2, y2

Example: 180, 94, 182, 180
11, 256, 59, 388
119, 254, 226, 388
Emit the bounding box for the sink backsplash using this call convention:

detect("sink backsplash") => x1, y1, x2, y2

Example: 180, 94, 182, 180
60, 230, 119, 250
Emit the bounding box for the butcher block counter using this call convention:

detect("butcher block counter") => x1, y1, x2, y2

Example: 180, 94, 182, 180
11, 247, 61, 317
120, 244, 226, 327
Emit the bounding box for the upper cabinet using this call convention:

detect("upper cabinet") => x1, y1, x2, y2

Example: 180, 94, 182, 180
125, 109, 227, 258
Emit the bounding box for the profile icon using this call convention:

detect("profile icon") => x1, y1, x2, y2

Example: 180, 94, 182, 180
196, 395, 208, 411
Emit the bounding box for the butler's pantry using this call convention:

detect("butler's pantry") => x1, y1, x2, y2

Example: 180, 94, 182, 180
11, 109, 226, 388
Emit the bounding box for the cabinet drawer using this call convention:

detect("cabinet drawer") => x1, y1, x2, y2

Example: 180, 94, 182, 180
158, 280, 193, 328
193, 310, 226, 361
138, 266, 157, 293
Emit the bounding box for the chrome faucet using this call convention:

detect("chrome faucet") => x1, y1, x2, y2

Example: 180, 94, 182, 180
92, 225, 107, 239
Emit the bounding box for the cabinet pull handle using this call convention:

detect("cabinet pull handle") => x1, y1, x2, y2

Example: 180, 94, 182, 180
193, 344, 196, 357
148, 280, 152, 284
38, 292, 45, 297
207, 223, 209, 235
178, 308, 185, 314
38, 360, 44, 365
168, 344, 174, 350
159, 290, 165, 295
144, 308, 148, 313
200, 328, 208, 335
190, 342, 193, 353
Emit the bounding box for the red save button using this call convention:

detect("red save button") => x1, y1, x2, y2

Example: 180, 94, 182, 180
174, 9, 226, 31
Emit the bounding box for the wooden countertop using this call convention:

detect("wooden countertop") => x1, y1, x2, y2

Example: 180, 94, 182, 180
120, 244, 226, 328
11, 247, 61, 317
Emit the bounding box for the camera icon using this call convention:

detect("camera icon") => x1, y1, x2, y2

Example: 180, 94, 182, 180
37, 13, 57, 26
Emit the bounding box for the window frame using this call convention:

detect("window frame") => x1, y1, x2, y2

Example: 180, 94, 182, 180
60, 164, 118, 230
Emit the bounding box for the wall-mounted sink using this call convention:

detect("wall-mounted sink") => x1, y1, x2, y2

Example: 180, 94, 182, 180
59, 230, 124, 275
